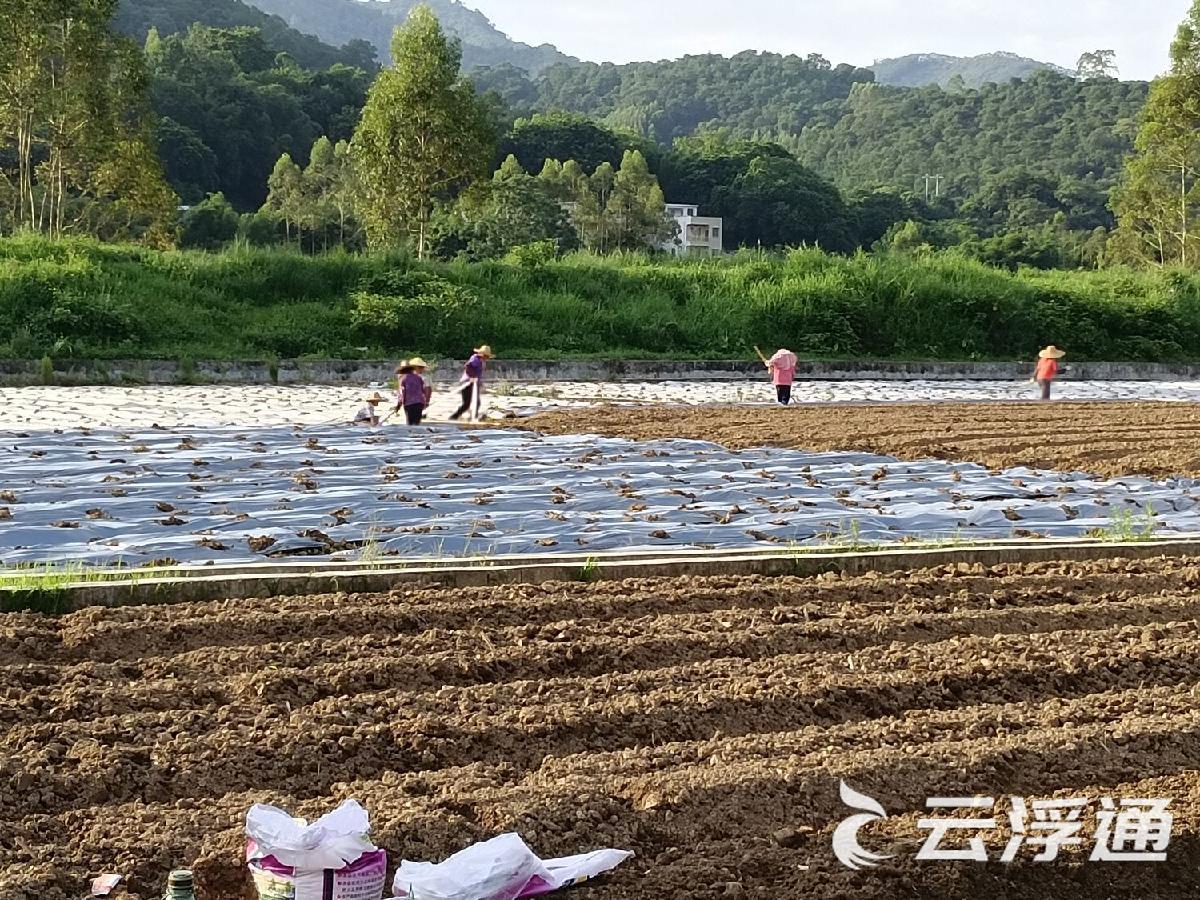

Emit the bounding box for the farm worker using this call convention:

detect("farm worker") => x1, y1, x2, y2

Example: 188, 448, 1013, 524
767, 348, 799, 405
1032, 345, 1066, 401
448, 344, 494, 422
395, 357, 433, 425
353, 392, 385, 426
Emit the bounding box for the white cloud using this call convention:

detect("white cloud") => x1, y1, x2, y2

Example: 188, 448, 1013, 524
466, 0, 1191, 80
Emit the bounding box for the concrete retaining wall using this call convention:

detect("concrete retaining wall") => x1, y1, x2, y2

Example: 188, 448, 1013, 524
4, 356, 1200, 386
9, 538, 1200, 612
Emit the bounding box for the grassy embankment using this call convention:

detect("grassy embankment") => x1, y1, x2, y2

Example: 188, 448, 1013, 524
2, 234, 1198, 364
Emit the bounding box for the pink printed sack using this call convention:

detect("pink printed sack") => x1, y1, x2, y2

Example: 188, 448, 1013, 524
245, 800, 386, 900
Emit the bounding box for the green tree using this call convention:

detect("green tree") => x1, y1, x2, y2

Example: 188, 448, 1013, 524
711, 156, 853, 251
846, 187, 917, 248
887, 219, 935, 255
304, 135, 338, 250
180, 192, 240, 249
659, 134, 793, 213
1114, 2, 1200, 266
608, 150, 674, 250
260, 136, 360, 251
330, 139, 360, 247
499, 112, 651, 174
350, 5, 495, 256
1077, 50, 1119, 81
573, 161, 616, 252
156, 118, 220, 204
238, 209, 281, 246
0, 0, 174, 239
561, 160, 587, 196
145, 24, 371, 211
264, 153, 303, 243
536, 158, 566, 197
0, 0, 52, 229
449, 154, 576, 258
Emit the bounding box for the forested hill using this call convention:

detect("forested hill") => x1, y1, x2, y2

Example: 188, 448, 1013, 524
506, 54, 877, 144
475, 57, 1146, 213
789, 73, 1147, 212
872, 52, 1073, 88
242, 0, 573, 72
115, 0, 377, 70
111, 0, 1150, 241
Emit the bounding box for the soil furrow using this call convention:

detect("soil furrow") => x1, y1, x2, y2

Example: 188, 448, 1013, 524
5, 631, 1198, 818
3, 558, 1199, 898
5, 589, 1197, 721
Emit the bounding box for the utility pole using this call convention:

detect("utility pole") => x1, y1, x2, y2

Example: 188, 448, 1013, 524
918, 174, 944, 204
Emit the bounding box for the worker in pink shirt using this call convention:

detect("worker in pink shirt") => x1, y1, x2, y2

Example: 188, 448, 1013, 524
766, 347, 798, 405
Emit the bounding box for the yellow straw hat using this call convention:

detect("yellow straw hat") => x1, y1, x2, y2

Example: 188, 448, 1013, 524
474, 345, 494, 358
364, 392, 386, 403
1038, 345, 1066, 359
407, 356, 430, 369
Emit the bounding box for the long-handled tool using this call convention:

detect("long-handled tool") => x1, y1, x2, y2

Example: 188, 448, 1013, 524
753, 345, 770, 367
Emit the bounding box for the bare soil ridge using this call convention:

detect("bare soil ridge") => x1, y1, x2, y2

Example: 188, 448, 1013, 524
2, 558, 1199, 898
519, 401, 1200, 479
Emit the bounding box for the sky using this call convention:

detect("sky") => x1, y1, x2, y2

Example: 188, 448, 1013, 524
463, 0, 1192, 80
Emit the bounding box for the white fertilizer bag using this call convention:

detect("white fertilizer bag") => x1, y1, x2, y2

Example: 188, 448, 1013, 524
389, 832, 632, 900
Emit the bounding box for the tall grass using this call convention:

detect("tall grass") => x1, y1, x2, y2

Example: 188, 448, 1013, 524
2, 234, 1199, 362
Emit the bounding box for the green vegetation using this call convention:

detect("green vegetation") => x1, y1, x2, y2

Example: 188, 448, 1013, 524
479, 56, 1144, 205
496, 53, 871, 144
474, 60, 1148, 265
0, 561, 169, 613
8, 1, 1200, 371
1113, 1, 1200, 267
3, 234, 1199, 363
116, 0, 378, 70
577, 556, 602, 582
1088, 504, 1160, 542
870, 51, 1072, 89
6, 0, 1164, 271
145, 24, 373, 208
113, 1, 1149, 264
0, 0, 176, 242
351, 7, 495, 256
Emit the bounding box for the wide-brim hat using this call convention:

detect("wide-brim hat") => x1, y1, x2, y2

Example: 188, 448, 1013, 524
407, 356, 430, 369
364, 391, 386, 403
474, 345, 494, 358
1038, 345, 1066, 359
396, 362, 415, 374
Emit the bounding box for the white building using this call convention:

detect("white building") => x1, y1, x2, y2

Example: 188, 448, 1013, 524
663, 203, 723, 256
560, 200, 724, 256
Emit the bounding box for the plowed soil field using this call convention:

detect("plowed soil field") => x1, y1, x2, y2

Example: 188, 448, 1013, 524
519, 401, 1200, 479
2, 558, 1199, 898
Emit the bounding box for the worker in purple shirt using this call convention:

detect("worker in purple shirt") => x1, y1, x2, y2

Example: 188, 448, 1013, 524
448, 344, 494, 422
394, 357, 432, 424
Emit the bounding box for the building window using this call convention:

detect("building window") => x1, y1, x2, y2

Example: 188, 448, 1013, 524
712, 227, 720, 238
